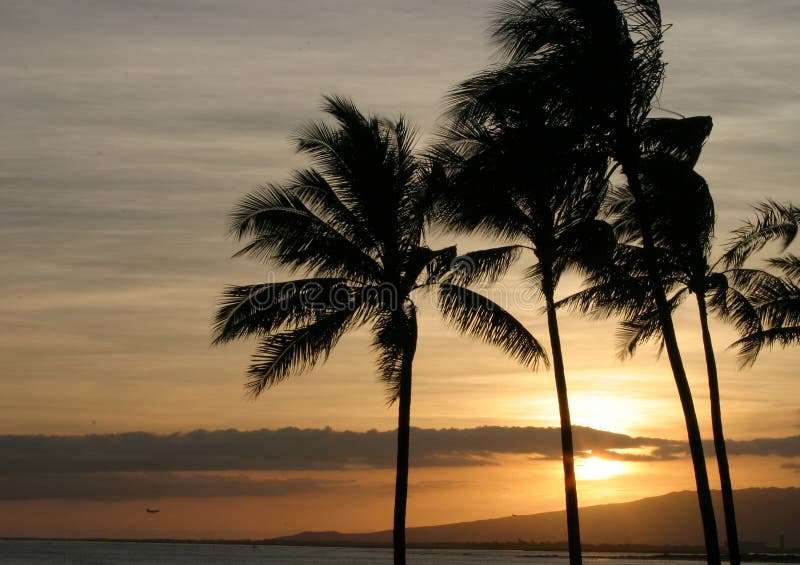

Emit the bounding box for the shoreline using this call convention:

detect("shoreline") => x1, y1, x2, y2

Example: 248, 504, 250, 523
3, 537, 799, 562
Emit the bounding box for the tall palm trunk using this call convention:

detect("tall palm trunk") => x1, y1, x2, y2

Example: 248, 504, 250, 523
543, 269, 582, 565
393, 321, 418, 565
696, 293, 741, 565
623, 162, 721, 565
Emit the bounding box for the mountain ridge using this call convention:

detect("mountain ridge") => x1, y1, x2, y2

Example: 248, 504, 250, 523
275, 488, 799, 550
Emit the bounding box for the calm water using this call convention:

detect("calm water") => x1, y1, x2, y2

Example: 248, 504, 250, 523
0, 541, 793, 565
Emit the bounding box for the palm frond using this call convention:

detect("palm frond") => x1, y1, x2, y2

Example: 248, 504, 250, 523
724, 268, 788, 305
721, 200, 800, 269
438, 283, 548, 369
213, 278, 348, 345
756, 282, 800, 330
490, 0, 585, 63
732, 327, 800, 368
554, 219, 616, 275
706, 277, 763, 343
422, 246, 458, 286
292, 118, 354, 186
617, 0, 662, 32
600, 184, 639, 243
605, 154, 715, 283
449, 245, 525, 285
640, 116, 713, 166
287, 168, 376, 251
616, 288, 687, 359
430, 120, 536, 242
320, 94, 368, 131
556, 242, 663, 320
639, 154, 715, 258
768, 254, 800, 280
229, 184, 383, 281
245, 303, 368, 397
400, 245, 454, 289
723, 264, 800, 365
724, 268, 799, 331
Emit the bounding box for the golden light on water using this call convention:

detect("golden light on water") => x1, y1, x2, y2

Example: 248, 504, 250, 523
575, 456, 629, 481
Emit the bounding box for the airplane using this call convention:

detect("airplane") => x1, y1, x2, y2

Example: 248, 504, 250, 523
145, 508, 160, 514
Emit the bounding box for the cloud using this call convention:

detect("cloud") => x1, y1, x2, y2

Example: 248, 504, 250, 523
412, 426, 683, 463
644, 436, 800, 461
782, 463, 800, 474
0, 426, 660, 474
1, 427, 797, 501
724, 436, 800, 457
5, 426, 796, 475
0, 472, 347, 501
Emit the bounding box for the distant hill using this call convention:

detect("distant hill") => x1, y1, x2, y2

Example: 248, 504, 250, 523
276, 488, 799, 550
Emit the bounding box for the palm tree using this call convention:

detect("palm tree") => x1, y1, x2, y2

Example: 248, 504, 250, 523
722, 202, 800, 364
212, 95, 546, 565
485, 2, 722, 561
433, 80, 612, 565
561, 148, 785, 565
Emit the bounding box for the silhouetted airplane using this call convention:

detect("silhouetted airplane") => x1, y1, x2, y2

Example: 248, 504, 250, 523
145, 508, 160, 513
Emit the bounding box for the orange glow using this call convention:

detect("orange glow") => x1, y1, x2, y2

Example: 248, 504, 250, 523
576, 457, 629, 481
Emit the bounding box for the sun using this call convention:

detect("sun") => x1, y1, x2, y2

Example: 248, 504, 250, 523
575, 456, 628, 481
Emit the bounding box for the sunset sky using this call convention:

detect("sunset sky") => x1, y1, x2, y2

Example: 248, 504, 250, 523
1, 0, 799, 540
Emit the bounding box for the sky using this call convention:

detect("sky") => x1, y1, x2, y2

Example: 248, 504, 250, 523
0, 0, 799, 539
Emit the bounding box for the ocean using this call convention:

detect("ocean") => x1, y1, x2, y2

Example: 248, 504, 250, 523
0, 541, 795, 565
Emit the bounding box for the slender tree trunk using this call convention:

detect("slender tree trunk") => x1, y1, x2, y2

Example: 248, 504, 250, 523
696, 293, 741, 565
544, 279, 582, 565
623, 161, 721, 565
392, 374, 411, 565
393, 312, 418, 565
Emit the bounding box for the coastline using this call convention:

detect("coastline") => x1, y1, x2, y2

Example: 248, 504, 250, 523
2, 537, 799, 562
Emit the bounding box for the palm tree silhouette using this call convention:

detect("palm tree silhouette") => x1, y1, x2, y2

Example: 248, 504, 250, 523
433, 78, 612, 565
212, 96, 545, 565
561, 142, 784, 565
723, 201, 800, 364
485, 2, 721, 561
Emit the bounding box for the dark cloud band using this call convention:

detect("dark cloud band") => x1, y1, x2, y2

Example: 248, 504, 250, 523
1, 427, 796, 475
0, 473, 346, 501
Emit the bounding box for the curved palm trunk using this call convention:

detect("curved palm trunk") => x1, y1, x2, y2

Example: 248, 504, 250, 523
624, 163, 721, 565
393, 319, 418, 565
696, 293, 741, 565
543, 275, 582, 565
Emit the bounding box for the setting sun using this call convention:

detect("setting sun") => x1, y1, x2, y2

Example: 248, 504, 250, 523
576, 457, 629, 481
